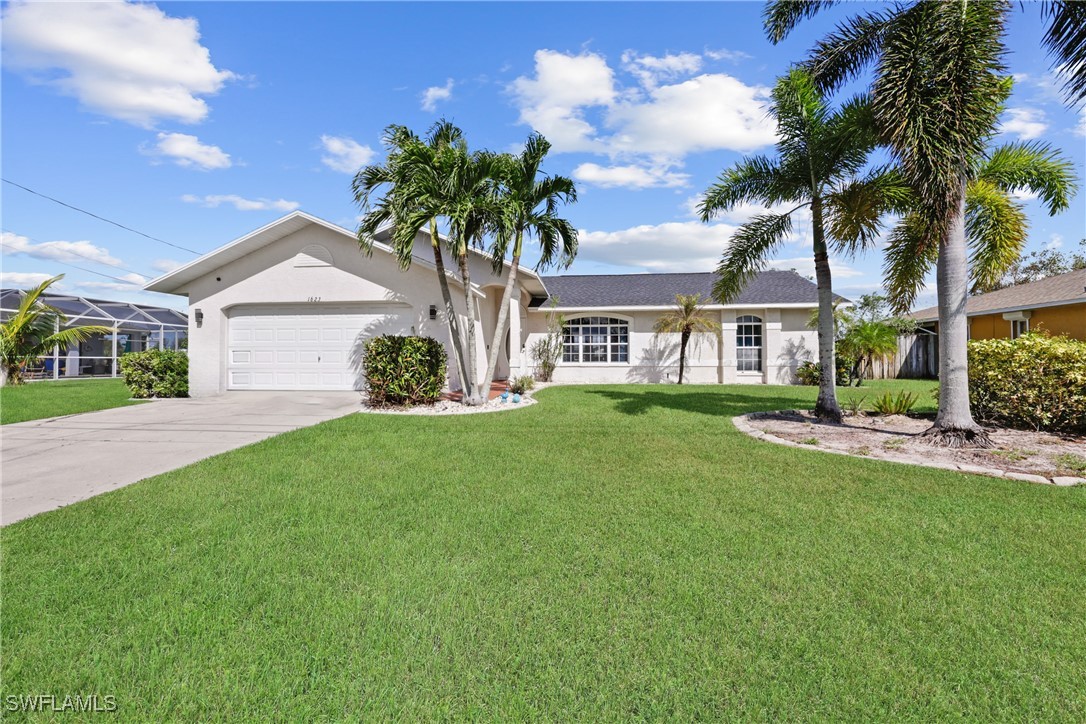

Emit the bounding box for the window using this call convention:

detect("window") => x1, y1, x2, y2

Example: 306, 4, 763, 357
562, 317, 629, 363
1011, 318, 1029, 339
736, 315, 763, 372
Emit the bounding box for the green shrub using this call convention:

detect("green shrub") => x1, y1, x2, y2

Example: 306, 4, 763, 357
119, 349, 188, 398
968, 333, 1086, 433
362, 335, 446, 407
508, 375, 535, 395
870, 390, 918, 415
794, 357, 856, 386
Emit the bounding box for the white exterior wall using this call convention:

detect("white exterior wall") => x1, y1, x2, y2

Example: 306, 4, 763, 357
184, 225, 491, 397
523, 306, 818, 385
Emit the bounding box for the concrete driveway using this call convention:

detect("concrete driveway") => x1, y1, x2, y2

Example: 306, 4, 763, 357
1, 391, 361, 526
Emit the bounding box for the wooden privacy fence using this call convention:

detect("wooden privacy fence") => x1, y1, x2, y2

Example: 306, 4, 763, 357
863, 332, 938, 380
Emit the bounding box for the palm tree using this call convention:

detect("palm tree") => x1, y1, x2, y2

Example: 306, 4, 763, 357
653, 294, 722, 385
762, 0, 1056, 446
442, 145, 506, 405
480, 133, 577, 398
700, 68, 906, 422
839, 320, 898, 386
0, 275, 110, 386
353, 121, 474, 399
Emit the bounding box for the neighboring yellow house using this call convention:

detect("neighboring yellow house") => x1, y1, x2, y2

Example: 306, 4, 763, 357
909, 269, 1086, 340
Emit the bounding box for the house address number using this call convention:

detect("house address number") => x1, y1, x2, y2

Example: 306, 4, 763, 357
307, 296, 321, 302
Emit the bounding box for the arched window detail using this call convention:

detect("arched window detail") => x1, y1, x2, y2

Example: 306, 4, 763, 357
562, 317, 629, 363
294, 244, 333, 267
736, 315, 763, 372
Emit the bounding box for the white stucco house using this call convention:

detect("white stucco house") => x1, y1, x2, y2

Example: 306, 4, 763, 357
146, 211, 832, 397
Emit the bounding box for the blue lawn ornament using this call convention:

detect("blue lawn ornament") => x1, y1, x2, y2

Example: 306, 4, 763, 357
501, 390, 509, 403
512, 393, 521, 403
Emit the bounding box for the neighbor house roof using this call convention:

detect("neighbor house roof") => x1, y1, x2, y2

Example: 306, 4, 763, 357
144, 211, 545, 296
909, 269, 1086, 322
531, 270, 846, 309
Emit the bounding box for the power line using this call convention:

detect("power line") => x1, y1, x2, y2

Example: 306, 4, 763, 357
2, 178, 201, 255
1, 229, 154, 280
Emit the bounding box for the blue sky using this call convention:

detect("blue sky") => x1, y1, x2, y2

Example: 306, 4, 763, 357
3, 1, 1083, 311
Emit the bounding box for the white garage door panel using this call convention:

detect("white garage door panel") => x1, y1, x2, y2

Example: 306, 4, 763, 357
227, 304, 410, 390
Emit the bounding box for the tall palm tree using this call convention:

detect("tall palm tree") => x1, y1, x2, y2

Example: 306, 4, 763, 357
353, 121, 474, 399
1, 275, 110, 386
763, 0, 1076, 444
653, 294, 721, 385
481, 133, 577, 398
442, 145, 505, 405
700, 68, 906, 422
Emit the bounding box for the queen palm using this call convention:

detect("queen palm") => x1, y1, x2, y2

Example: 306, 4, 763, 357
0, 275, 110, 386
765, 0, 1077, 445
700, 68, 906, 422
480, 134, 577, 399
354, 121, 476, 400
653, 294, 721, 385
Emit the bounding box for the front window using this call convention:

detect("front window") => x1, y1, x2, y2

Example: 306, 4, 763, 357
1011, 319, 1029, 339
563, 317, 629, 363
736, 315, 762, 372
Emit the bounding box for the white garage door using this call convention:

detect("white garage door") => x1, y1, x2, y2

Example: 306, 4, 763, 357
227, 304, 411, 390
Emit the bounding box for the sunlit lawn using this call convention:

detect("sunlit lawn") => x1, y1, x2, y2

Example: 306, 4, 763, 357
0, 378, 140, 425
3, 382, 1083, 719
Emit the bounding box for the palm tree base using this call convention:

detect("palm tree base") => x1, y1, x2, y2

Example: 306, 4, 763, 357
919, 424, 993, 449
813, 403, 842, 423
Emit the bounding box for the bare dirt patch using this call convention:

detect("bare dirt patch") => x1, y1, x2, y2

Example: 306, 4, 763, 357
744, 410, 1086, 485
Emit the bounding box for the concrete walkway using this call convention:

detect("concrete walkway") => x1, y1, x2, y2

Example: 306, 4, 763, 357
1, 391, 361, 526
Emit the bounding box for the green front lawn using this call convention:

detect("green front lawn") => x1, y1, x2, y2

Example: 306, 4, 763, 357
3, 383, 1083, 719
0, 378, 142, 425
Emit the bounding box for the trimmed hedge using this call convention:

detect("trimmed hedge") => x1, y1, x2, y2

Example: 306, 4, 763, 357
363, 335, 446, 407
119, 349, 189, 398
968, 333, 1086, 433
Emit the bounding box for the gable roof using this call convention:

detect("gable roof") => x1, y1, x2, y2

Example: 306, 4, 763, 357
531, 270, 846, 309
144, 211, 545, 295
909, 269, 1086, 322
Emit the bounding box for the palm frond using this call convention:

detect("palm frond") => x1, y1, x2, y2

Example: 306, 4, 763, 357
1041, 0, 1086, 104
882, 212, 938, 313
763, 0, 838, 44
806, 8, 893, 92
976, 141, 1077, 215
699, 156, 792, 221
714, 213, 794, 303
824, 166, 912, 256
965, 180, 1028, 293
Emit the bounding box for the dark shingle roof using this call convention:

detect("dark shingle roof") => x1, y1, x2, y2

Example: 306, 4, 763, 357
908, 269, 1086, 322
533, 270, 844, 308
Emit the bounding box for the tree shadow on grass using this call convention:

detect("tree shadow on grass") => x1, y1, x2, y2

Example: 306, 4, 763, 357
586, 388, 815, 418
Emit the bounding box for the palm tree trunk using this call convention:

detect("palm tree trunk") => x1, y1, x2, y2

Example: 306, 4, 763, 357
923, 190, 991, 447
456, 251, 481, 405
678, 329, 689, 384
481, 234, 522, 397
811, 197, 842, 422
430, 220, 469, 397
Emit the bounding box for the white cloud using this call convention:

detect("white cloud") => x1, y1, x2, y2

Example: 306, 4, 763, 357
181, 194, 300, 212
1, 231, 124, 267
148, 132, 231, 170
686, 197, 814, 245
705, 48, 752, 63
1, 0, 233, 127
577, 220, 739, 272
1076, 107, 1086, 137
320, 135, 375, 173
510, 50, 616, 152
509, 49, 775, 160
1045, 233, 1063, 250
999, 107, 1048, 140
77, 273, 148, 292
573, 162, 688, 189
151, 259, 183, 273
421, 78, 454, 112
0, 271, 55, 288
621, 51, 702, 89
1010, 188, 1040, 201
